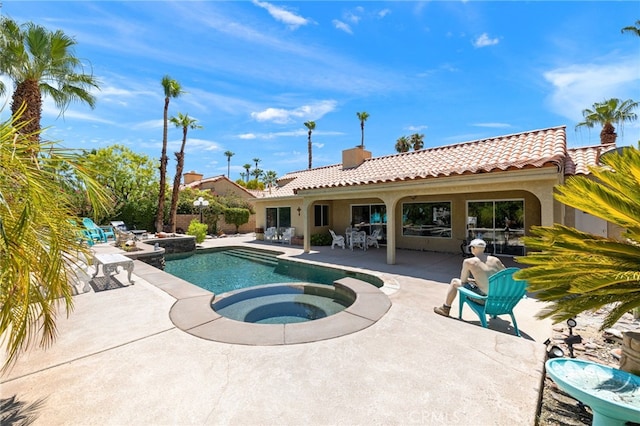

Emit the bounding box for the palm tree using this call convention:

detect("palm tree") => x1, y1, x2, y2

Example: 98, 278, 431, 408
304, 121, 316, 169
621, 20, 640, 37
0, 17, 99, 152
224, 150, 234, 178
253, 157, 261, 172
410, 133, 425, 151
575, 98, 638, 145
155, 75, 184, 233
263, 170, 278, 194
356, 111, 370, 148
242, 163, 252, 183
251, 168, 263, 181
515, 146, 640, 330
395, 136, 410, 153
0, 108, 110, 370
168, 113, 201, 233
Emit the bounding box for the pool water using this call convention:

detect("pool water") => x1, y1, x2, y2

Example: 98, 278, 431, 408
164, 248, 381, 295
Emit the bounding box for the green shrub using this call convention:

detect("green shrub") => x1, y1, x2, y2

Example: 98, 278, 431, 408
223, 207, 250, 233
187, 219, 208, 244
310, 232, 332, 246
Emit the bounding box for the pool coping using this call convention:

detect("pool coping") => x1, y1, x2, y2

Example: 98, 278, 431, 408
132, 254, 392, 345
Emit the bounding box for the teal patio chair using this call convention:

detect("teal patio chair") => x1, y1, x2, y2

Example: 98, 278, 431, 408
457, 267, 527, 336
82, 217, 115, 242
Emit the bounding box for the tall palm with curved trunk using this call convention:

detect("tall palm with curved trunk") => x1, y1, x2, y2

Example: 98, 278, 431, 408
576, 98, 638, 145
0, 17, 98, 152
356, 111, 369, 148
224, 150, 234, 178
156, 75, 184, 233
168, 113, 201, 233
304, 121, 316, 169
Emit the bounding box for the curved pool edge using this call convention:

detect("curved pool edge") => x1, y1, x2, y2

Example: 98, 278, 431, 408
169, 276, 391, 345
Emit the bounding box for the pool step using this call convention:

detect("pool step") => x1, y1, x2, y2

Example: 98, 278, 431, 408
222, 249, 279, 267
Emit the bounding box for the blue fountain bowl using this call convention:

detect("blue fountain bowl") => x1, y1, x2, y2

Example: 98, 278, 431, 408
545, 358, 640, 426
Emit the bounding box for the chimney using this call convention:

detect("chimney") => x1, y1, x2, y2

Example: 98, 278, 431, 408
183, 171, 203, 185
342, 146, 372, 169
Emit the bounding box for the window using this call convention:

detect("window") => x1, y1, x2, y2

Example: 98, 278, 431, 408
402, 202, 452, 238
266, 207, 291, 229
467, 200, 524, 255
351, 204, 387, 243
314, 205, 329, 227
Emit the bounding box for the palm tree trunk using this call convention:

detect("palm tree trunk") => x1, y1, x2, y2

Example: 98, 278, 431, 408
156, 97, 170, 233
308, 130, 312, 169
169, 128, 188, 233
600, 122, 617, 145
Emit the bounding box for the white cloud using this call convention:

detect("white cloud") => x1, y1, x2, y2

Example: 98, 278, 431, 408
332, 20, 353, 35
378, 9, 391, 19
406, 125, 428, 132
239, 133, 257, 140
544, 57, 640, 122
250, 100, 338, 124
473, 33, 499, 48
252, 0, 309, 30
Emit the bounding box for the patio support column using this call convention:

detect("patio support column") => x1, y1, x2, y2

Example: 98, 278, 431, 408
380, 195, 401, 265
302, 200, 311, 253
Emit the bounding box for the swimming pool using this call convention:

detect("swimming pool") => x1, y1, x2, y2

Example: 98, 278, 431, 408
164, 246, 392, 343
164, 247, 382, 295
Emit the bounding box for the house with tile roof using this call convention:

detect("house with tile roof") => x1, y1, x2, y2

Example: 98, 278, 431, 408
177, 172, 257, 234
249, 125, 616, 264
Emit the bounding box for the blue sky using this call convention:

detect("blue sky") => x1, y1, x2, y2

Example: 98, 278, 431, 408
1, 1, 639, 181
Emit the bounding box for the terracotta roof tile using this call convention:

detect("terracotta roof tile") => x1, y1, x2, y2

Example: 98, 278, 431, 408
565, 144, 616, 175
266, 126, 569, 197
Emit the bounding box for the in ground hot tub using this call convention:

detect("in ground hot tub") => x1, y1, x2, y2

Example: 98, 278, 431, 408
212, 283, 356, 324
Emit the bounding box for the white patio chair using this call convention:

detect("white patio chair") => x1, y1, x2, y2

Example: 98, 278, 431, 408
367, 228, 381, 249
329, 230, 345, 249
264, 227, 277, 242
281, 227, 295, 245
350, 230, 367, 251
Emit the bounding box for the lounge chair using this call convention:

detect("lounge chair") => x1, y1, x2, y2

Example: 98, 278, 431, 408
329, 230, 345, 249
457, 267, 527, 336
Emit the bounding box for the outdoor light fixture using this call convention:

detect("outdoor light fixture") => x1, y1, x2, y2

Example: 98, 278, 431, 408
544, 338, 565, 359
193, 197, 209, 223
297, 207, 302, 216
565, 318, 582, 358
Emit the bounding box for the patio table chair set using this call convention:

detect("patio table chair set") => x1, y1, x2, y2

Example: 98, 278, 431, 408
331, 228, 381, 251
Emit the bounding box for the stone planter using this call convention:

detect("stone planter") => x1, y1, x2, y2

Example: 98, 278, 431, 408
620, 330, 640, 376
255, 227, 264, 241
291, 236, 304, 246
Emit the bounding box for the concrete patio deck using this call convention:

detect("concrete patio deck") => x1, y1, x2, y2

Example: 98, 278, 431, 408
1, 234, 552, 425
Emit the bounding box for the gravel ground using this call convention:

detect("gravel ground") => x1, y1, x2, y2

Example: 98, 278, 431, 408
536, 308, 640, 425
